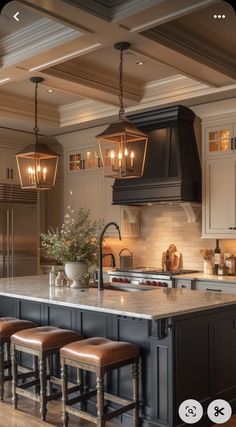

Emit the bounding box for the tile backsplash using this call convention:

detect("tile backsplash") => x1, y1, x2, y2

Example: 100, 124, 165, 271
105, 204, 236, 271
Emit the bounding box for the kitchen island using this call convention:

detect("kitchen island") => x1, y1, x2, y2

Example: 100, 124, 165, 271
1, 276, 236, 427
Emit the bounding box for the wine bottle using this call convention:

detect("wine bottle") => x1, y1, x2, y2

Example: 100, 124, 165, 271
214, 239, 221, 274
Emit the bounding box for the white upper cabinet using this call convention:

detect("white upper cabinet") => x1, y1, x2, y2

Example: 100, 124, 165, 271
202, 114, 236, 238
0, 149, 20, 185
204, 124, 234, 157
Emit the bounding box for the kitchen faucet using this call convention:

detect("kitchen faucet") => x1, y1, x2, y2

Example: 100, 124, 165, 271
98, 222, 121, 291
102, 253, 116, 268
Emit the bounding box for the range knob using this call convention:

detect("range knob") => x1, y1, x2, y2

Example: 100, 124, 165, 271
124, 278, 130, 283
151, 281, 157, 286
146, 280, 151, 286
162, 282, 168, 288
112, 277, 118, 282
119, 278, 124, 283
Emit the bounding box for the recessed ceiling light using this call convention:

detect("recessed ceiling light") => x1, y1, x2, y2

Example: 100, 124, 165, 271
47, 89, 53, 93
136, 61, 144, 66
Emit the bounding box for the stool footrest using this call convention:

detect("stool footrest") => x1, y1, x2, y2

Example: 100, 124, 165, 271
104, 392, 133, 406
18, 370, 37, 380
105, 403, 136, 421
65, 406, 97, 423
68, 389, 96, 406
16, 387, 40, 403
46, 390, 62, 401
19, 379, 39, 390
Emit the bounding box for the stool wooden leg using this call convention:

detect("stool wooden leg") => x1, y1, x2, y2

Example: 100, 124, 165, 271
46, 355, 53, 396
6, 341, 11, 378
96, 372, 105, 427
33, 355, 39, 394
11, 345, 18, 409
61, 359, 69, 427
0, 341, 4, 400
132, 360, 140, 427
39, 356, 47, 421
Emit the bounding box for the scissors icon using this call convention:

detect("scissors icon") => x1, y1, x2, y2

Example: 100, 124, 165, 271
214, 406, 225, 417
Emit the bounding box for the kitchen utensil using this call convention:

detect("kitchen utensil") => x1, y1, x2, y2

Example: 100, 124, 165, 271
119, 248, 133, 269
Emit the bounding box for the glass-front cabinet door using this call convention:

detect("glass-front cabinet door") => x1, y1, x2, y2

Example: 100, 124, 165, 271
66, 149, 102, 173
205, 124, 234, 157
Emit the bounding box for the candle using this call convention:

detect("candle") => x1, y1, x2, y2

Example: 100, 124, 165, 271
130, 151, 134, 168
118, 151, 122, 168
110, 150, 115, 166
43, 167, 47, 181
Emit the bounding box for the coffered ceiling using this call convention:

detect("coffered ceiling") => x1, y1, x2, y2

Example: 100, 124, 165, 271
0, 0, 235, 136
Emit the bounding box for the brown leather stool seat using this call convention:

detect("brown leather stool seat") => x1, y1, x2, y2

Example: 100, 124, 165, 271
0, 317, 36, 401
11, 326, 83, 421
0, 317, 37, 340
11, 326, 81, 352
60, 337, 140, 427
60, 337, 139, 367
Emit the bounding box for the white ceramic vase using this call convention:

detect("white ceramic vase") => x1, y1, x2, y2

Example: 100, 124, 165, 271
65, 262, 89, 288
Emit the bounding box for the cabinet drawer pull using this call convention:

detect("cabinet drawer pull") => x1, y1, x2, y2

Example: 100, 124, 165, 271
231, 138, 234, 150
206, 288, 222, 292
229, 227, 233, 229
6, 168, 9, 179
181, 285, 186, 288
10, 169, 13, 179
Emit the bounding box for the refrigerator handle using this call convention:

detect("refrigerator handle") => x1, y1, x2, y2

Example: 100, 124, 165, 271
11, 209, 14, 277
6, 209, 10, 278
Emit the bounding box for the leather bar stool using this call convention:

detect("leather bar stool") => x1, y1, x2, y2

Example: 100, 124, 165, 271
60, 337, 140, 427
11, 326, 83, 421
0, 317, 37, 401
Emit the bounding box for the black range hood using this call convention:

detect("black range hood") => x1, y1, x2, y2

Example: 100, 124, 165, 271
112, 105, 201, 205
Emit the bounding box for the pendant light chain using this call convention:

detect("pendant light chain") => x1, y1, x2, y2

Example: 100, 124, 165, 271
119, 47, 125, 121
34, 81, 39, 141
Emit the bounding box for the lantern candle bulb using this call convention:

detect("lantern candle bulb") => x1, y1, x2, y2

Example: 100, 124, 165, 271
43, 167, 47, 181
130, 151, 134, 168
110, 150, 115, 166
118, 151, 122, 167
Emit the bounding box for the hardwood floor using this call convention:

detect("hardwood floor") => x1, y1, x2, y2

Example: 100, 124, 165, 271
0, 382, 121, 427
0, 382, 236, 427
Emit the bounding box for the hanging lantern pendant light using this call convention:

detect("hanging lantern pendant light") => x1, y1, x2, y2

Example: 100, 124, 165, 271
16, 77, 59, 190
96, 42, 148, 179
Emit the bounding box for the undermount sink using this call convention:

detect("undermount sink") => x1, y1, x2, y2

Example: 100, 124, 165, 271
109, 286, 155, 292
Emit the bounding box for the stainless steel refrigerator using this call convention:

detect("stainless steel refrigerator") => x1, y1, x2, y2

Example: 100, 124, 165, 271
0, 184, 38, 278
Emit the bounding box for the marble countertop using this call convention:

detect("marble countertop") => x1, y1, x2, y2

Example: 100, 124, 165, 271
1, 276, 236, 320
174, 273, 236, 283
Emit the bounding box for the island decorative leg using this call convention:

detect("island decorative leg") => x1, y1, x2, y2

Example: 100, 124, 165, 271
96, 372, 105, 427
61, 361, 69, 427
11, 344, 18, 409
0, 342, 4, 400
39, 357, 47, 421
132, 359, 140, 427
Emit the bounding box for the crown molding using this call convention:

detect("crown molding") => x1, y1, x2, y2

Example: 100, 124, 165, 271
59, 75, 236, 127
0, 18, 83, 68
58, 75, 210, 126
0, 92, 59, 126
44, 61, 140, 105
62, 0, 160, 22
142, 23, 236, 80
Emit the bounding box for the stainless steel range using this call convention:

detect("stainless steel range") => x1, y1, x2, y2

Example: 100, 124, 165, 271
108, 268, 198, 289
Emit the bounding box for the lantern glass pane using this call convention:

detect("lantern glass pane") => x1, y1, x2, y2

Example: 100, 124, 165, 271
16, 154, 58, 189
98, 133, 148, 179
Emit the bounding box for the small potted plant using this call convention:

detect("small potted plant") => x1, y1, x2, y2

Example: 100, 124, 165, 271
41, 207, 101, 288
